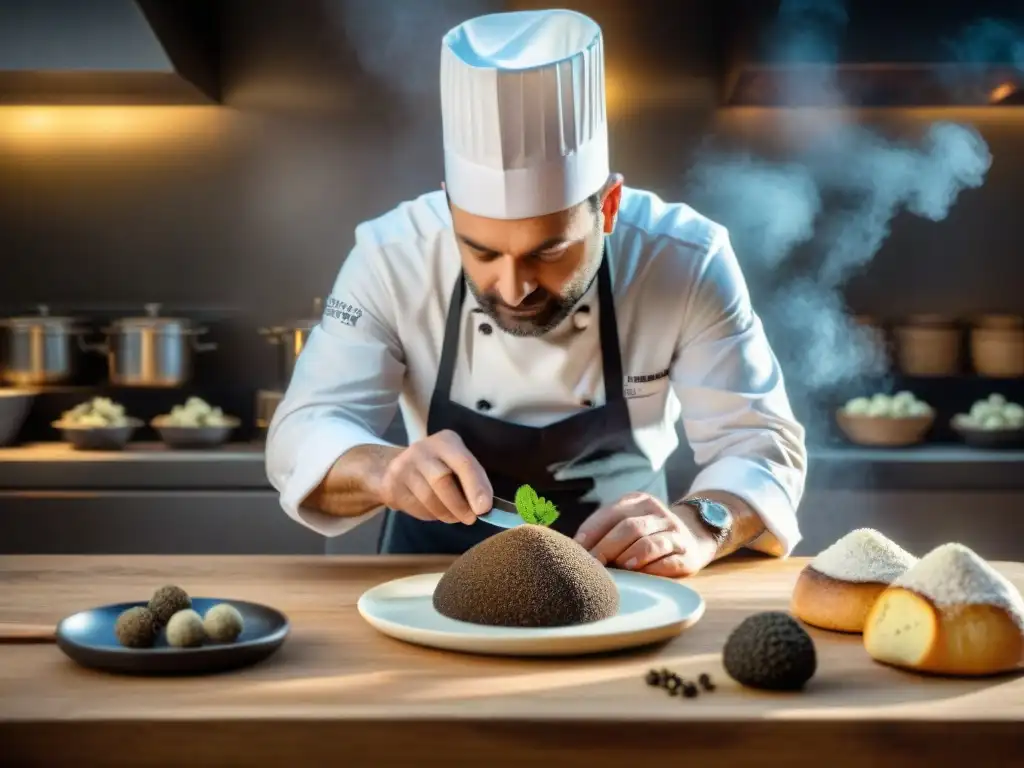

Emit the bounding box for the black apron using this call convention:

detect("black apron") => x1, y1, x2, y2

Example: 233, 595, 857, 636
377, 250, 665, 555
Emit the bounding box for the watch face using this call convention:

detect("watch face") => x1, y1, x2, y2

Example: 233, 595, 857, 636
699, 500, 731, 529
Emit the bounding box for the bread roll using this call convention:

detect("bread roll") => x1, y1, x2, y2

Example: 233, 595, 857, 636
864, 543, 1024, 676
791, 528, 916, 633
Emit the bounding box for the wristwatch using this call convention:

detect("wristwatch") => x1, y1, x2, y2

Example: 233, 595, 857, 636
679, 496, 733, 546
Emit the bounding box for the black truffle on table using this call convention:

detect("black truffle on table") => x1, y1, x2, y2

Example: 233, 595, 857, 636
432, 524, 620, 628
114, 606, 158, 648
148, 585, 191, 626
722, 611, 817, 691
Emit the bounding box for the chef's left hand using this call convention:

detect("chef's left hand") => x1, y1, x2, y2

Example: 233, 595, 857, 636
574, 492, 718, 578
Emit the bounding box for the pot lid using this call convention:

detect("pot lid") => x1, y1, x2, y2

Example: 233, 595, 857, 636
3, 304, 77, 328
109, 303, 189, 329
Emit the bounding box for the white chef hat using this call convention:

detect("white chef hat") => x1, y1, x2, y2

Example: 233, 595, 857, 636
440, 9, 609, 220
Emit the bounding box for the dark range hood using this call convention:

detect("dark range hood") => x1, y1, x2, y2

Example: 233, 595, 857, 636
0, 0, 220, 105
721, 0, 1024, 107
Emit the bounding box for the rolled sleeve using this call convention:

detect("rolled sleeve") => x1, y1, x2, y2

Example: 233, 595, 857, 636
266, 240, 406, 538
278, 418, 394, 538
688, 455, 801, 557
671, 229, 808, 556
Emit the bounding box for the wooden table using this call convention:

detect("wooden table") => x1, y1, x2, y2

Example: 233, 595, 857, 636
1, 555, 1022, 767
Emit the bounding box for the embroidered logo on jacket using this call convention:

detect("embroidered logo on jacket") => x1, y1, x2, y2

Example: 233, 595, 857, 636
324, 296, 363, 327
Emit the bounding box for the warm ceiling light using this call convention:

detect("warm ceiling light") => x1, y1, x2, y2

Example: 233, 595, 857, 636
990, 82, 1017, 104
0, 106, 228, 149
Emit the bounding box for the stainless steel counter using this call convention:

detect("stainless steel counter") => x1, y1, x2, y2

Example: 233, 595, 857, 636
2, 442, 1024, 492
806, 444, 1024, 491
2, 442, 1023, 559
0, 442, 269, 490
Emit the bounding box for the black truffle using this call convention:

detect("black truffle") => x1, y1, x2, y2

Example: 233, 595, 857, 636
432, 525, 620, 627
722, 611, 817, 691
114, 606, 158, 648
148, 585, 191, 626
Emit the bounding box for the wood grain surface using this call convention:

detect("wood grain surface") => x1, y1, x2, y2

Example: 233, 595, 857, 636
0, 554, 1022, 767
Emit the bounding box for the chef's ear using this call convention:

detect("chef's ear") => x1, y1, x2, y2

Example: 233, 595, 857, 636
600, 174, 624, 234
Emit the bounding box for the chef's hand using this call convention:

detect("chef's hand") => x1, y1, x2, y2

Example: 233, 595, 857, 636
574, 492, 717, 578
379, 430, 492, 525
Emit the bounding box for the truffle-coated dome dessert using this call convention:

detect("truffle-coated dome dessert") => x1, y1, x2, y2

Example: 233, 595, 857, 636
432, 525, 619, 628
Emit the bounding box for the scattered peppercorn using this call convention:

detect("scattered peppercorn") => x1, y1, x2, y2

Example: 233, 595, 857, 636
643, 668, 716, 699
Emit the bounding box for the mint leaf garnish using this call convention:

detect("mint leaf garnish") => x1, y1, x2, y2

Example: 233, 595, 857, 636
514, 484, 559, 527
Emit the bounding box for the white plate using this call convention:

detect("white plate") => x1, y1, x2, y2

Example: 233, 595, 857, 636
357, 570, 705, 657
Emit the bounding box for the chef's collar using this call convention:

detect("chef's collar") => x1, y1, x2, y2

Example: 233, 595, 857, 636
467, 271, 599, 343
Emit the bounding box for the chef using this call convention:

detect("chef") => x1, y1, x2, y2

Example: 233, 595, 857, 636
266, 8, 808, 576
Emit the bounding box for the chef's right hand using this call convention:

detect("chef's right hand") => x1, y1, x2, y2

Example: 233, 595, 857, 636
379, 430, 492, 525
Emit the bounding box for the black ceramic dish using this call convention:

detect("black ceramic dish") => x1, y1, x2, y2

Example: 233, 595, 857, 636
53, 418, 143, 451
55, 597, 289, 676
951, 417, 1024, 449
151, 417, 240, 449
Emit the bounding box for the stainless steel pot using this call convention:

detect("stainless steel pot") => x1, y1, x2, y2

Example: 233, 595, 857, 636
0, 305, 89, 386
83, 303, 217, 388
260, 298, 323, 388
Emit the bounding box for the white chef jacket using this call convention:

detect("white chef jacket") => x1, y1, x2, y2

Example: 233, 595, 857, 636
265, 186, 808, 556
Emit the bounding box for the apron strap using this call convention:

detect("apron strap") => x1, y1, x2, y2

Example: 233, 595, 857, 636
433, 269, 466, 401
595, 248, 624, 404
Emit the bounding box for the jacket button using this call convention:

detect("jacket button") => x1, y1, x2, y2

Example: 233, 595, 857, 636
476, 399, 491, 412
479, 322, 493, 335
573, 309, 591, 330
581, 399, 594, 407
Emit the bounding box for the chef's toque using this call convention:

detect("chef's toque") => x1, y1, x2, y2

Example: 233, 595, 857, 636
440, 9, 609, 220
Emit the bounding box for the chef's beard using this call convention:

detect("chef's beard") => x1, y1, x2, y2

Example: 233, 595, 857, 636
466, 236, 603, 338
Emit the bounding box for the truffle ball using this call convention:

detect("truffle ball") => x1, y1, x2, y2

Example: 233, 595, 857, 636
165, 609, 206, 648
723, 611, 817, 691
432, 524, 619, 627
148, 585, 191, 626
114, 606, 158, 648
203, 603, 244, 643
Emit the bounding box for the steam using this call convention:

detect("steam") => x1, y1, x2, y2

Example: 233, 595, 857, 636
683, 0, 995, 441
946, 18, 1024, 70
325, 0, 504, 98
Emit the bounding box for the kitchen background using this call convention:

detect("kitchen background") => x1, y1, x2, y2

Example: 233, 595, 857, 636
1, 0, 1023, 558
